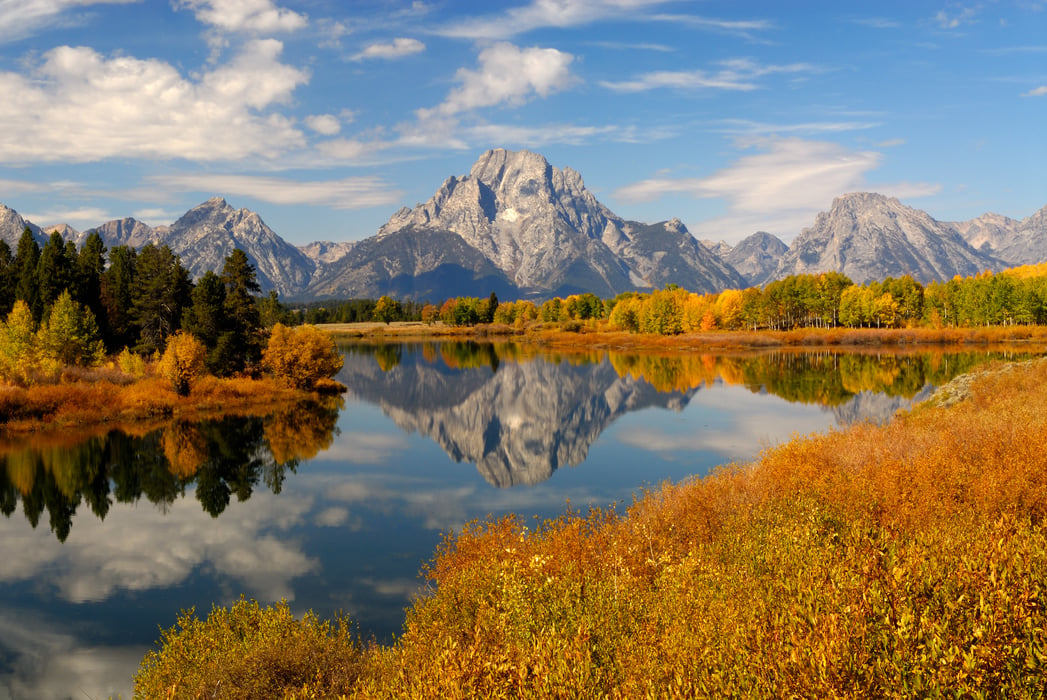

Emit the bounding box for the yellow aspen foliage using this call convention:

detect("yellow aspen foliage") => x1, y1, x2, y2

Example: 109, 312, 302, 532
157, 331, 207, 396
0, 300, 43, 385
262, 323, 343, 390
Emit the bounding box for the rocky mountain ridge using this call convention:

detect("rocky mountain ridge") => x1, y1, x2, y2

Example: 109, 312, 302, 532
3, 149, 1046, 298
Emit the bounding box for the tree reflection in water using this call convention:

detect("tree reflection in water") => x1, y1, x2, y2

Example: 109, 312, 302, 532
0, 396, 342, 541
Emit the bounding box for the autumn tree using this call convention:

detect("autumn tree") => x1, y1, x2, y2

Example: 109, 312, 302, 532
262, 324, 343, 390
373, 295, 401, 324
0, 300, 40, 384
36, 290, 105, 368
158, 331, 207, 396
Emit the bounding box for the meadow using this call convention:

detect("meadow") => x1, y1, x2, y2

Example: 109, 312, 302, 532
134, 354, 1047, 698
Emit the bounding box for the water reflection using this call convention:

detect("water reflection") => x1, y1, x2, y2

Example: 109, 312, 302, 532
339, 342, 1020, 487
0, 396, 342, 542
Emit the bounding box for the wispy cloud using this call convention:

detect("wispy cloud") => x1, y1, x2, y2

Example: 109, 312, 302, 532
601, 58, 819, 93
851, 16, 901, 29
934, 5, 980, 30
713, 119, 882, 135
614, 137, 940, 243
0, 0, 138, 43
351, 37, 425, 61
149, 174, 404, 210
1022, 85, 1047, 96
435, 0, 675, 39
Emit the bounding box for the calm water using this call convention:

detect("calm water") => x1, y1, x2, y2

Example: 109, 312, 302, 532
0, 342, 1034, 699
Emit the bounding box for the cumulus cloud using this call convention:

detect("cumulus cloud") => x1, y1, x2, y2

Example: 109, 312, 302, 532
934, 6, 979, 29
305, 113, 342, 135
175, 0, 307, 33
149, 173, 403, 209
26, 206, 111, 229
614, 137, 940, 244
418, 42, 575, 119
601, 58, 819, 93
0, 0, 138, 42
0, 490, 317, 603
351, 37, 425, 61
0, 40, 308, 164
1022, 85, 1047, 97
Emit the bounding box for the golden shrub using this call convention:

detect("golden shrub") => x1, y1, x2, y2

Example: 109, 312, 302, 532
262, 324, 343, 390
157, 332, 207, 396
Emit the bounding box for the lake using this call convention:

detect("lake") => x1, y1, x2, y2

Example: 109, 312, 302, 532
0, 341, 1035, 699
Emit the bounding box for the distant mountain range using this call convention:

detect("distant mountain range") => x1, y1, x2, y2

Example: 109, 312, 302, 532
2, 148, 1046, 300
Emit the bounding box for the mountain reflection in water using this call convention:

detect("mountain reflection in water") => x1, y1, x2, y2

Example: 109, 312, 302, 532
338, 342, 1016, 488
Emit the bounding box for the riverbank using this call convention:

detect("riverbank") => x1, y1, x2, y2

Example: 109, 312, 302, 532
325, 320, 1047, 352
136, 355, 1047, 697
0, 370, 341, 437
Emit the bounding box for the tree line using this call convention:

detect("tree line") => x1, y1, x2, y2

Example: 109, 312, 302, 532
418, 266, 1047, 334
0, 227, 296, 384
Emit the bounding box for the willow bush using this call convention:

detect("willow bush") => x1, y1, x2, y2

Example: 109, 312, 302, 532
137, 359, 1047, 698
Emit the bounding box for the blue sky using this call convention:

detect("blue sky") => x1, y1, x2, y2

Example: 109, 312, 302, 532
0, 0, 1044, 246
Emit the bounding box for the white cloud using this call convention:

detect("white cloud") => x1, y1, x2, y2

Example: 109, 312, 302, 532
614, 137, 940, 244
0, 0, 138, 42
305, 113, 342, 135
437, 0, 678, 39
601, 58, 819, 93
150, 173, 403, 209
1022, 85, 1047, 96
419, 42, 575, 118
0, 490, 317, 603
0, 40, 308, 164
934, 6, 979, 29
26, 206, 110, 229
175, 0, 307, 33
351, 37, 425, 61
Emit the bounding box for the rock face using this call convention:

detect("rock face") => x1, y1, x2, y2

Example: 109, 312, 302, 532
950, 205, 1047, 266
726, 231, 789, 286
309, 148, 745, 299
771, 193, 1000, 284
337, 347, 695, 487
86, 217, 162, 249
0, 204, 45, 247
154, 197, 316, 294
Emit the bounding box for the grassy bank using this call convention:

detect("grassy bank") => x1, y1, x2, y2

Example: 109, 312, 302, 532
326, 320, 1047, 353
0, 369, 336, 436
136, 356, 1047, 698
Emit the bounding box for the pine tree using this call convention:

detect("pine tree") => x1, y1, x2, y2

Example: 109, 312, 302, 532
131, 244, 192, 355
13, 228, 41, 322
37, 289, 105, 368
37, 231, 75, 312
100, 245, 137, 350
75, 232, 107, 322
0, 240, 14, 318
220, 248, 262, 371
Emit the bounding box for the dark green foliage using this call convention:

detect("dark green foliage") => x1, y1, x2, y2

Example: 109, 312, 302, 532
0, 240, 14, 318
99, 244, 137, 349
220, 249, 262, 371
37, 232, 75, 313
131, 244, 192, 355
13, 228, 41, 322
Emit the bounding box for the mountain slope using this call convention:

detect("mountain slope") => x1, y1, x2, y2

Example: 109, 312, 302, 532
318, 148, 744, 299
0, 204, 46, 247
156, 197, 316, 295
726, 231, 789, 286
951, 204, 1047, 266
772, 193, 1000, 284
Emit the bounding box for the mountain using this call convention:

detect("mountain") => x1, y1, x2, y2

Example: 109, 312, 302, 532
151, 197, 316, 295
950, 205, 1047, 266
726, 231, 789, 286
0, 204, 46, 247
86, 217, 162, 248
337, 347, 696, 487
309, 148, 745, 299
771, 192, 1001, 285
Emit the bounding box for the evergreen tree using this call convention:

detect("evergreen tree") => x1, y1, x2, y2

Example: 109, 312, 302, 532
131, 244, 192, 355
37, 289, 105, 368
37, 231, 75, 312
75, 232, 107, 322
0, 240, 14, 318
100, 245, 137, 350
220, 248, 262, 371
13, 228, 41, 322
183, 270, 234, 374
